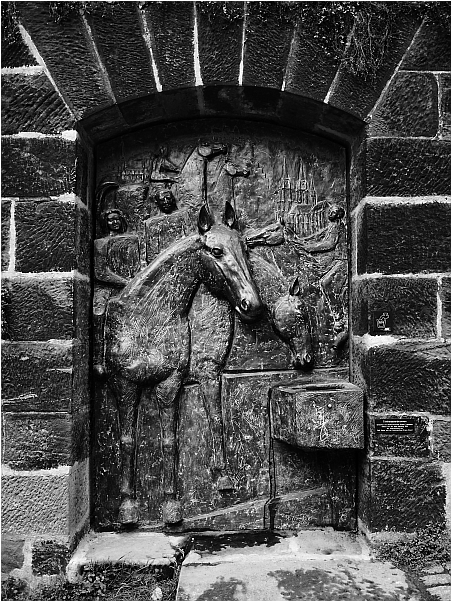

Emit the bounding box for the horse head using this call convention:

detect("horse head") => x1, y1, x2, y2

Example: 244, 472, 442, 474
197, 202, 262, 323
272, 277, 314, 371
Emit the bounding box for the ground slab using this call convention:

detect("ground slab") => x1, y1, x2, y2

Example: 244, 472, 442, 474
176, 529, 423, 601
66, 531, 192, 582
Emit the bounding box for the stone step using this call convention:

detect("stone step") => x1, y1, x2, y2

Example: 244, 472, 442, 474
176, 529, 423, 601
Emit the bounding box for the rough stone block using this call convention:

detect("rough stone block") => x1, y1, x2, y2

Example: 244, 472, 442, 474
197, 2, 243, 85
439, 73, 451, 139
363, 342, 450, 413
362, 459, 446, 531
366, 139, 450, 196
15, 199, 79, 273
1, 72, 74, 135
16, 2, 112, 118
349, 133, 367, 212
359, 201, 451, 274
243, 2, 294, 89
1, 341, 73, 412
68, 459, 90, 535
32, 540, 70, 576
71, 409, 90, 463
369, 72, 438, 137
369, 415, 430, 458
328, 13, 420, 118
86, 3, 156, 101
269, 489, 334, 531
1, 198, 11, 271
3, 276, 74, 341
352, 277, 438, 337
1, 473, 69, 536
2, 413, 72, 470
401, 18, 451, 71
1, 12, 37, 68
1, 536, 25, 574
1, 137, 77, 198
271, 381, 364, 449
284, 17, 345, 102
141, 2, 195, 90
440, 277, 451, 339
432, 420, 451, 463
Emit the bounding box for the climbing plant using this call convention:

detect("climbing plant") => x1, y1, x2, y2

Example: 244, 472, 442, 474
2, 1, 450, 80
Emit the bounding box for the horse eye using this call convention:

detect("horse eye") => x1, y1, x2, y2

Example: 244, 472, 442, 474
211, 247, 223, 257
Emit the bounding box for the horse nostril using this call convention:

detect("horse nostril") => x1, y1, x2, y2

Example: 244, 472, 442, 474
240, 299, 250, 312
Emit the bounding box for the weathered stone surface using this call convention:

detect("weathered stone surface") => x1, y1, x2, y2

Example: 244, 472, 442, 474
328, 13, 420, 118
68, 459, 90, 536
427, 585, 452, 601
243, 3, 294, 89
181, 498, 267, 532
141, 2, 195, 90
362, 459, 446, 531
271, 381, 364, 449
1, 72, 74, 135
368, 415, 430, 458
87, 3, 156, 101
71, 409, 90, 463
349, 133, 367, 211
1, 341, 73, 412
439, 73, 451, 139
369, 72, 438, 137
401, 18, 451, 72
3, 276, 74, 341
197, 2, 243, 85
32, 540, 70, 576
432, 420, 451, 463
421, 573, 451, 587
359, 201, 451, 275
2, 413, 72, 470
284, 21, 344, 102
366, 139, 450, 196
440, 276, 451, 339
363, 342, 450, 413
1, 536, 25, 574
1, 137, 76, 198
16, 2, 112, 118
1, 10, 37, 68
352, 277, 438, 337
1, 473, 69, 535
15, 200, 79, 273
1, 198, 11, 271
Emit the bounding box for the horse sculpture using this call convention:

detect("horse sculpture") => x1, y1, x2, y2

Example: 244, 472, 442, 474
103, 202, 262, 525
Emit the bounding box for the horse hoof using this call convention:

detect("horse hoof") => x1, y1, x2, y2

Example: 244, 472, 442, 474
217, 475, 234, 491
118, 499, 139, 525
162, 500, 183, 524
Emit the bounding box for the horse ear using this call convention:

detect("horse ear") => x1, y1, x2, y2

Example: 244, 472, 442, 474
223, 201, 237, 229
289, 276, 301, 296
198, 204, 213, 233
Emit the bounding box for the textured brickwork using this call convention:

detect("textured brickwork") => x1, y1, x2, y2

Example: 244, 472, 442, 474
401, 18, 451, 72
366, 139, 450, 197
440, 277, 451, 339
439, 73, 451, 139
1, 137, 77, 198
361, 459, 446, 531
362, 342, 450, 414
1, 72, 74, 135
369, 72, 438, 137
432, 421, 451, 463
358, 201, 451, 275
1, 198, 11, 271
352, 277, 437, 338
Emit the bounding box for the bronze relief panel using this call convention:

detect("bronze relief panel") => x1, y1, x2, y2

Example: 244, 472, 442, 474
92, 119, 352, 530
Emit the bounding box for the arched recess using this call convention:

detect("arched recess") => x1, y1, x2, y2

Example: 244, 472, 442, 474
89, 87, 365, 531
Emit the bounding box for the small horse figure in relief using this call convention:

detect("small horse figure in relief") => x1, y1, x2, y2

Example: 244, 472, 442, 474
271, 277, 314, 371
103, 202, 262, 525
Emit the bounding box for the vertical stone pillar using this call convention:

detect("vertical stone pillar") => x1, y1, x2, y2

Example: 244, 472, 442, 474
1, 15, 93, 578
350, 15, 451, 535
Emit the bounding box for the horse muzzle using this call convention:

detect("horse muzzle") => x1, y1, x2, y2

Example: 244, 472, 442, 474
235, 296, 263, 323
293, 352, 314, 371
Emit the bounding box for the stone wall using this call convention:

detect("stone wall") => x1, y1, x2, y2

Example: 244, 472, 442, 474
1, 0, 450, 578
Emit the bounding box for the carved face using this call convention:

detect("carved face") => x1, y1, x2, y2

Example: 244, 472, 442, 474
328, 205, 345, 221
198, 204, 262, 323
156, 190, 177, 214
106, 211, 122, 233
272, 289, 313, 371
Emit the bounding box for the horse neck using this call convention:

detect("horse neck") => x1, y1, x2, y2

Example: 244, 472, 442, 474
120, 234, 203, 316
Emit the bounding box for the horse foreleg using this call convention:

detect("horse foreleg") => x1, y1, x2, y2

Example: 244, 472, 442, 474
154, 371, 184, 524
200, 377, 234, 491
109, 374, 141, 525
